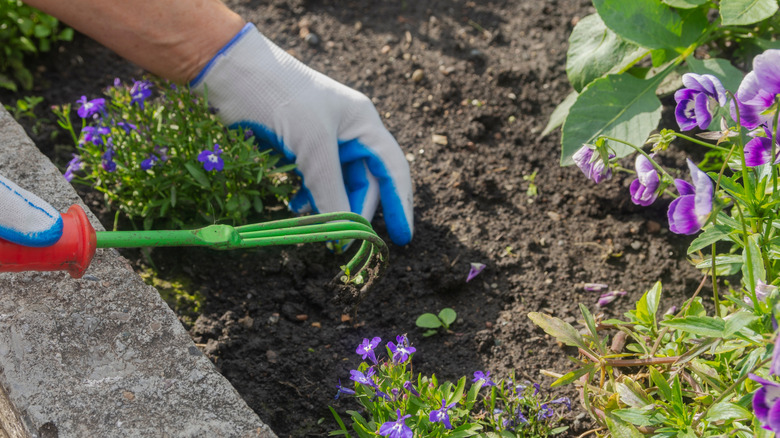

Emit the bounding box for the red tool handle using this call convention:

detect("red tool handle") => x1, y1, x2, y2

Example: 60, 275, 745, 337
0, 204, 97, 278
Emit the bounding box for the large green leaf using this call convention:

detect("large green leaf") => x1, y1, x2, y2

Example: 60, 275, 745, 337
542, 91, 577, 137
528, 312, 587, 349
687, 57, 744, 93
415, 313, 443, 329
561, 73, 663, 165
604, 416, 644, 438
720, 0, 779, 25
593, 0, 703, 50
663, 0, 709, 8
566, 14, 646, 92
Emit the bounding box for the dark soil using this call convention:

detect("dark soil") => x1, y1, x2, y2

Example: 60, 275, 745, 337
4, 0, 706, 436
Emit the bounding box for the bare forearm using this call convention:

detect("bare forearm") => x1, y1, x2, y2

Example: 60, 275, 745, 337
25, 0, 245, 83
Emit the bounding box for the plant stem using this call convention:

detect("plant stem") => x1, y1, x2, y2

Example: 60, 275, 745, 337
600, 136, 674, 180
674, 132, 731, 152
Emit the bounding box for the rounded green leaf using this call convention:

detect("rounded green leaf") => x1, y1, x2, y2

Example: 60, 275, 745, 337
663, 0, 708, 8
416, 313, 443, 329
561, 73, 663, 165
438, 308, 457, 327
720, 0, 778, 25
594, 0, 704, 50
566, 14, 646, 92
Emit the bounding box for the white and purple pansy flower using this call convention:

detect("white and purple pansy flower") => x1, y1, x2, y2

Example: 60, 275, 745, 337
667, 159, 713, 235
744, 126, 780, 167
629, 154, 660, 206
573, 145, 613, 184
674, 73, 728, 131
735, 49, 780, 130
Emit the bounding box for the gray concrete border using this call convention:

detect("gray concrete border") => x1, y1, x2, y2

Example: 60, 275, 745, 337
0, 104, 275, 437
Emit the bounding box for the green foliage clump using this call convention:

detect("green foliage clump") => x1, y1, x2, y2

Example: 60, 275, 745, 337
0, 1, 73, 91
54, 78, 295, 230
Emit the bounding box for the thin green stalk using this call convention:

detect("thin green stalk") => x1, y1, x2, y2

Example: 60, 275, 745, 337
711, 242, 720, 318
601, 136, 674, 180
674, 132, 732, 153
733, 201, 760, 310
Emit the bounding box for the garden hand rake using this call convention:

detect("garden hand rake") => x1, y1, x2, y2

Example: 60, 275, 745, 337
0, 205, 388, 288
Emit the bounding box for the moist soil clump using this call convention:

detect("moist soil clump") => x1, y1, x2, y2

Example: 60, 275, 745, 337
4, 0, 705, 436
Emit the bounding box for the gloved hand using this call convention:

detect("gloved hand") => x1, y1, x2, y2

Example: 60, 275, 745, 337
191, 23, 414, 246
0, 174, 62, 247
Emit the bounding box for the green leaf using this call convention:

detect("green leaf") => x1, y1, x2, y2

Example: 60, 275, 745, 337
566, 14, 645, 92
661, 315, 725, 337
561, 73, 663, 165
184, 162, 212, 189
438, 308, 457, 327
687, 224, 731, 254
593, 0, 701, 50
636, 281, 662, 328
33, 24, 51, 38
579, 303, 600, 341
542, 91, 578, 137
170, 185, 177, 207
687, 57, 744, 93
662, 0, 708, 8
743, 233, 765, 297
706, 401, 752, 422
604, 415, 644, 438
649, 367, 672, 401
528, 312, 587, 349
612, 406, 667, 427
551, 364, 594, 388
720, 0, 779, 25
724, 311, 759, 337
416, 313, 443, 329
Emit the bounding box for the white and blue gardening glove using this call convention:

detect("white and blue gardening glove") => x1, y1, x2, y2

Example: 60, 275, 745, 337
191, 23, 414, 246
0, 174, 62, 247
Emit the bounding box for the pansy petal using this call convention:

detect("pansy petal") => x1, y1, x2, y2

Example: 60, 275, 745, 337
674, 87, 697, 103
772, 335, 780, 376
768, 396, 780, 432
755, 387, 770, 422
687, 159, 713, 219
675, 99, 698, 131
693, 92, 712, 129
668, 195, 701, 234
753, 49, 780, 97
682, 73, 708, 93
745, 136, 772, 167
630, 179, 658, 206
674, 179, 695, 196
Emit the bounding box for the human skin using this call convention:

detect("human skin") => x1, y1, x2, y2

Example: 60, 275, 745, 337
24, 0, 245, 83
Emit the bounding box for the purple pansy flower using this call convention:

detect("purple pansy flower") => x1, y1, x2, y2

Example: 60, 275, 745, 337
473, 370, 496, 387
63, 154, 83, 181
573, 145, 613, 184
550, 396, 572, 411
630, 154, 660, 206
467, 262, 485, 282
76, 96, 106, 119
82, 126, 111, 146
402, 380, 420, 397
141, 153, 159, 170
429, 399, 457, 429
130, 80, 153, 108
378, 409, 413, 438
668, 159, 713, 235
349, 367, 376, 387
387, 340, 416, 364
334, 379, 355, 400
735, 49, 780, 130
744, 126, 780, 167
356, 337, 381, 364
116, 121, 137, 133
102, 147, 117, 172
597, 290, 627, 307
750, 372, 780, 432
197, 144, 224, 172
674, 73, 728, 131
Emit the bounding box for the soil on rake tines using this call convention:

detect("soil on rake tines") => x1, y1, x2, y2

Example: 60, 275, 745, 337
4, 0, 708, 436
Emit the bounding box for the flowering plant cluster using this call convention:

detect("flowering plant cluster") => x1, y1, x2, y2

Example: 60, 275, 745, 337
531, 48, 780, 436
330, 335, 570, 437
53, 78, 294, 229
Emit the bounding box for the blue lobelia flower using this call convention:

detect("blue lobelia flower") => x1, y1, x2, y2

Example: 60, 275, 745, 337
429, 398, 457, 429
76, 96, 106, 119
140, 153, 159, 170
63, 154, 83, 181
472, 370, 496, 387
549, 396, 572, 411
735, 49, 780, 130
674, 73, 727, 131
334, 379, 355, 400
356, 336, 381, 364
629, 154, 660, 206
82, 126, 111, 146
378, 409, 413, 438
402, 380, 420, 397
197, 144, 224, 172
573, 145, 613, 184
116, 121, 137, 133
130, 80, 153, 108
744, 126, 780, 167
154, 146, 170, 161
667, 159, 713, 235
387, 340, 416, 364
102, 147, 117, 172
349, 367, 376, 387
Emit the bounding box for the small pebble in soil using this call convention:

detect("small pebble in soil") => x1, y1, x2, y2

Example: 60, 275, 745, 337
311, 322, 322, 328
381, 45, 391, 54
439, 65, 455, 75
267, 313, 280, 325
266, 350, 278, 363
630, 241, 643, 250
296, 314, 309, 321
304, 33, 320, 46
646, 220, 662, 234
411, 69, 425, 82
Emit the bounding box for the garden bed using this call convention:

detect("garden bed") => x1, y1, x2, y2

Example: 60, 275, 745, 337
2, 0, 706, 435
